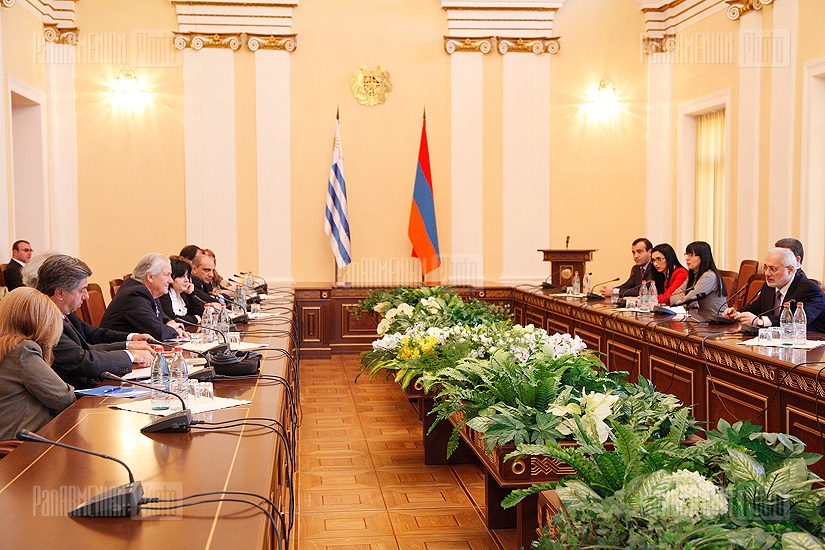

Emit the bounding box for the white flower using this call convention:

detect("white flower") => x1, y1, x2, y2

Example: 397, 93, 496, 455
373, 301, 391, 313
659, 470, 727, 522
397, 302, 414, 316
372, 332, 403, 350
376, 317, 391, 335
551, 391, 618, 443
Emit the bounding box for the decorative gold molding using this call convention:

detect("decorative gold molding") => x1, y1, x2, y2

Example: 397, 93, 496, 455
43, 25, 78, 46
642, 34, 676, 55
725, 0, 775, 21
173, 32, 242, 51
1, 0, 15, 8
444, 36, 494, 54
497, 37, 560, 55
246, 33, 297, 52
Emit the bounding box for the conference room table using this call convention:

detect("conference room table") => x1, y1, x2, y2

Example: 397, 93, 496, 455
0, 314, 295, 550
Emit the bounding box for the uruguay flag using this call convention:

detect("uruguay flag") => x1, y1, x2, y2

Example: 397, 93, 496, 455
408, 112, 440, 275
324, 114, 352, 268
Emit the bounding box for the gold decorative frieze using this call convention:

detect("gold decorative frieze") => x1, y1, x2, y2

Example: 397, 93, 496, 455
246, 34, 297, 52
43, 25, 78, 45
444, 36, 494, 54
350, 65, 392, 107
642, 34, 676, 55
173, 32, 242, 51
497, 37, 560, 55
725, 0, 775, 21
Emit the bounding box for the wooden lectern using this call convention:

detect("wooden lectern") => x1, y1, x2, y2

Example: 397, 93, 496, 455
538, 249, 597, 288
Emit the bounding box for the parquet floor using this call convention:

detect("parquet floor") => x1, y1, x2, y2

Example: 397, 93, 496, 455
296, 354, 518, 550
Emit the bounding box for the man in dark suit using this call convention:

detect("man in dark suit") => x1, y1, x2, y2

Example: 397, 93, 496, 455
100, 253, 188, 341
37, 254, 155, 389
190, 253, 223, 305
4, 240, 32, 291
600, 237, 654, 298
724, 247, 825, 333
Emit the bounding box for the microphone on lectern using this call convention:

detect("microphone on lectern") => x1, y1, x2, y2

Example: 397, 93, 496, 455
16, 429, 144, 517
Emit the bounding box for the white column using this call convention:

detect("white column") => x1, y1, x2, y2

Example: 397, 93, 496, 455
182, 48, 238, 275
736, 11, 762, 263
800, 58, 825, 282
255, 48, 292, 284
500, 53, 551, 284
46, 42, 79, 256
767, 0, 797, 242
0, 13, 10, 251
449, 51, 484, 284
645, 52, 673, 243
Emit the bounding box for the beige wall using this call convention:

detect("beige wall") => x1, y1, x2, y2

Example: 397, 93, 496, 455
2, 0, 824, 290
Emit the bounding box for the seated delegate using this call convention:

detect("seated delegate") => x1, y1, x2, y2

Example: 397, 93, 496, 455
669, 241, 727, 314
724, 247, 825, 331
159, 256, 205, 325
100, 253, 187, 341
650, 243, 689, 304
37, 254, 155, 389
0, 287, 75, 439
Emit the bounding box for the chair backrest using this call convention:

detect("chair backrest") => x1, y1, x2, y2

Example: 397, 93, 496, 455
735, 260, 758, 303
744, 276, 765, 307
85, 288, 107, 327
718, 270, 738, 303
109, 278, 124, 300
0, 439, 21, 459
0, 263, 5, 287
87, 282, 104, 299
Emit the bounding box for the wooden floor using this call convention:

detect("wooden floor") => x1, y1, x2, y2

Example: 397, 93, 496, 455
296, 354, 518, 550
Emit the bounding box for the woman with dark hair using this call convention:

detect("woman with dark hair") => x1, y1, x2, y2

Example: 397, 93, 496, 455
669, 241, 727, 314
159, 256, 204, 325
0, 287, 75, 439
651, 243, 689, 304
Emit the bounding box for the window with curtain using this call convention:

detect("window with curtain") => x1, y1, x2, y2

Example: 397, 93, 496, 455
695, 108, 726, 263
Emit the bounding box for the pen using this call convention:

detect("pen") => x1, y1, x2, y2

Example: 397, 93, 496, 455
103, 387, 124, 393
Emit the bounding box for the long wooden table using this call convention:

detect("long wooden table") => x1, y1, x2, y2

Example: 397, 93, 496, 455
0, 308, 295, 550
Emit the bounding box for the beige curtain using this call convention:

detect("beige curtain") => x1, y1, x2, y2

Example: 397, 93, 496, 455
695, 109, 726, 263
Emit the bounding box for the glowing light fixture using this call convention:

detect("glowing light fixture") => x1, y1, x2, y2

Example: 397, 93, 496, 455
109, 69, 152, 112
585, 79, 621, 121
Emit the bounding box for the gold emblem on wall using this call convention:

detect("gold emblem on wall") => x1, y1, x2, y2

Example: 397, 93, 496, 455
351, 66, 392, 107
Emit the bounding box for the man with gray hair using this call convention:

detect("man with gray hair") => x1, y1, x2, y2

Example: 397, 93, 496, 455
37, 254, 156, 389
723, 247, 825, 332
100, 253, 187, 340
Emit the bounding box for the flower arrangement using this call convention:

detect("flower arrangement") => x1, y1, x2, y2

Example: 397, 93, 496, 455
506, 418, 825, 549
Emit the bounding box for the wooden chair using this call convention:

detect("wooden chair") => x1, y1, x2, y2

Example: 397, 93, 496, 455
735, 260, 759, 309
744, 276, 765, 308
0, 263, 5, 287
0, 439, 21, 459
84, 288, 107, 327
719, 270, 738, 303
109, 278, 123, 300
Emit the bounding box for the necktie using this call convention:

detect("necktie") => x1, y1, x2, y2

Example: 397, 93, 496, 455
774, 289, 783, 310
640, 266, 646, 279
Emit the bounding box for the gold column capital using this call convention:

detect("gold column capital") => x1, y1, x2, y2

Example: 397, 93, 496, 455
497, 37, 560, 55
444, 36, 494, 54
1, 0, 15, 7
642, 34, 676, 55
173, 32, 242, 51
246, 34, 297, 52
44, 25, 78, 46
725, 0, 775, 21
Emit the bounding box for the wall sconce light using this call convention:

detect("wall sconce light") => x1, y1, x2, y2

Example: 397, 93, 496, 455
585, 79, 621, 121
109, 69, 151, 112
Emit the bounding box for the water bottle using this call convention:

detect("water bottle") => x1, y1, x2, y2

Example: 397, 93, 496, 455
793, 302, 807, 346
202, 306, 216, 343
169, 346, 189, 402
639, 280, 650, 312
244, 272, 255, 294
234, 284, 247, 313
647, 280, 658, 306
217, 304, 231, 344
150, 346, 171, 410
582, 272, 591, 296
779, 302, 794, 346
572, 271, 581, 295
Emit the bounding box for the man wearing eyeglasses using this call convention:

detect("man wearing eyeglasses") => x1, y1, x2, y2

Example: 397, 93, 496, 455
723, 247, 825, 332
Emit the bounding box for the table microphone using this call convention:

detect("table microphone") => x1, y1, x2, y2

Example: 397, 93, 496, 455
614, 284, 643, 308
738, 301, 793, 336
102, 372, 192, 433
587, 277, 619, 300
541, 268, 564, 289
16, 429, 144, 517
707, 283, 750, 324
672, 292, 707, 307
